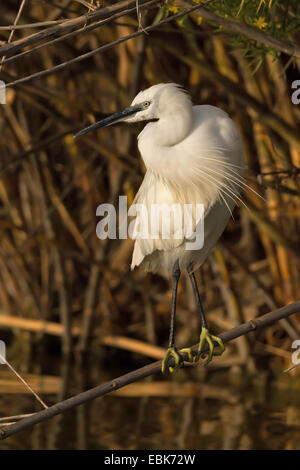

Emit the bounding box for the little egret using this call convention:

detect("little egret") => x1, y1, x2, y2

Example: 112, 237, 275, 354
74, 83, 244, 373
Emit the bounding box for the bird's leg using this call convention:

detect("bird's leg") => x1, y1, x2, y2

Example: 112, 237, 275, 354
162, 260, 191, 373
188, 270, 225, 365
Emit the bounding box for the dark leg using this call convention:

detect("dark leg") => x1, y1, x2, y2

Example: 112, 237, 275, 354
161, 260, 181, 373
188, 268, 225, 365
188, 270, 208, 329
161, 260, 194, 373
168, 259, 181, 349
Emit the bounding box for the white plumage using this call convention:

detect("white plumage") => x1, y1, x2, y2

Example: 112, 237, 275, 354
74, 82, 245, 372
126, 83, 244, 276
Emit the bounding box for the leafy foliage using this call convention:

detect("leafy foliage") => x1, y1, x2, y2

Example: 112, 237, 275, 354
161, 0, 300, 72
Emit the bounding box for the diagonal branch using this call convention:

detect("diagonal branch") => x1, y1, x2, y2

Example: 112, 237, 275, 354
0, 2, 155, 67
0, 301, 299, 440
0, 0, 157, 58
0, 0, 27, 72
2, 2, 211, 89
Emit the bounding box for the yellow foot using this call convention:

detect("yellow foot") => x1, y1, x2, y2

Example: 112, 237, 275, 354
196, 327, 225, 365
161, 347, 194, 373
179, 348, 195, 363
161, 347, 181, 374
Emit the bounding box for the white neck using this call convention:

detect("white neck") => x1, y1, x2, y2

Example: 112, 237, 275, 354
138, 95, 193, 148
155, 106, 193, 146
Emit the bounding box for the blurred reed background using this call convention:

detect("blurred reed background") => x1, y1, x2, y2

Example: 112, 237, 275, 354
0, 0, 299, 450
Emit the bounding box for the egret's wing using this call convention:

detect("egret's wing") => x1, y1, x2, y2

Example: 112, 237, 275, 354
183, 193, 234, 269
133, 192, 236, 275
130, 171, 206, 269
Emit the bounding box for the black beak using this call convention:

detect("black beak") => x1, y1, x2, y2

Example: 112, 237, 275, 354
73, 104, 142, 139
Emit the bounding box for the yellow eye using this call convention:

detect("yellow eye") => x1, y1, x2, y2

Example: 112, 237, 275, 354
143, 101, 150, 108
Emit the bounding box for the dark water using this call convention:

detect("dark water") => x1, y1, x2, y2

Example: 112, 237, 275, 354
0, 356, 300, 450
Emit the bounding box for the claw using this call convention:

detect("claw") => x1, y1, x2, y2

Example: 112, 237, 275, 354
179, 348, 195, 363
161, 347, 196, 373
161, 347, 183, 373
196, 327, 225, 365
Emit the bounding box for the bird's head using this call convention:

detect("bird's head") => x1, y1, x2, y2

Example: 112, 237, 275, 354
73, 83, 190, 138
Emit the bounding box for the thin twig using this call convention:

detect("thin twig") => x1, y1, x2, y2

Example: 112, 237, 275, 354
0, 354, 48, 409
3, 3, 213, 89
74, 0, 98, 11
0, 20, 66, 31
0, 3, 156, 67
0, 127, 77, 176
0, 0, 157, 58
0, 413, 35, 424
284, 362, 300, 373
0, 0, 27, 72
0, 301, 299, 440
